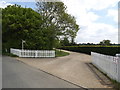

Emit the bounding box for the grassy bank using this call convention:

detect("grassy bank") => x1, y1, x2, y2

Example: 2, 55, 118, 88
55, 49, 69, 57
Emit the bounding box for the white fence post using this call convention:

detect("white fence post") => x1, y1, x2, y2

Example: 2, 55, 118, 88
35, 51, 38, 58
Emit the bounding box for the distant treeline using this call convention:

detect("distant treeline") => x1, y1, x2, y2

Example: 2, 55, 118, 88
60, 39, 119, 46
63, 43, 120, 46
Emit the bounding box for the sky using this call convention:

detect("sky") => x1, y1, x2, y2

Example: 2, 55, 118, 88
0, 0, 119, 44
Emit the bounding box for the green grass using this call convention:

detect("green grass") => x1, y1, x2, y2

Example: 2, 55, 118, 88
55, 50, 69, 57
111, 79, 120, 89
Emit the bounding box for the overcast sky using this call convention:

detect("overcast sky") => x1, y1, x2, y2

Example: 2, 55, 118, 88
0, 0, 119, 44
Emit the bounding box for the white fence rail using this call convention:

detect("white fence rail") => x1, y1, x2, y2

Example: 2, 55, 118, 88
91, 52, 120, 82
10, 48, 55, 58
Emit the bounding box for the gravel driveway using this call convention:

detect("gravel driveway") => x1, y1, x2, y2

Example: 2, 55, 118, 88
16, 50, 109, 88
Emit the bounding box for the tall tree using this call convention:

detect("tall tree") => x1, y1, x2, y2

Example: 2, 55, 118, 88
36, 1, 79, 44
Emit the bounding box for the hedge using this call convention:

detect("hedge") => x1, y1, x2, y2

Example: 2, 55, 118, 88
60, 46, 120, 56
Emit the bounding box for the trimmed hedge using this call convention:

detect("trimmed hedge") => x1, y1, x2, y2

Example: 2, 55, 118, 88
60, 46, 120, 56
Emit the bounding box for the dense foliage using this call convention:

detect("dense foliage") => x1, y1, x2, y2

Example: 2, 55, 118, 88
2, 2, 79, 52
2, 5, 47, 52
61, 46, 120, 56
36, 2, 79, 43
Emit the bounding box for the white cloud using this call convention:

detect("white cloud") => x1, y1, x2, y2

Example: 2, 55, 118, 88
107, 9, 118, 23
1, 0, 35, 2
0, 1, 13, 8
62, 0, 119, 43
63, 0, 119, 11
75, 23, 118, 43
81, 0, 118, 10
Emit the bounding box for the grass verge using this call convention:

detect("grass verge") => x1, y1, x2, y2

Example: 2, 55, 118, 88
111, 79, 120, 90
2, 52, 18, 57
55, 49, 69, 57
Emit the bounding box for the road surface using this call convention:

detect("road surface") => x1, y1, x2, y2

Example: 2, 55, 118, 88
2, 56, 82, 88
16, 50, 108, 88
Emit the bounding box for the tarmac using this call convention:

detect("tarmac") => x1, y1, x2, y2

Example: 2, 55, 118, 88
16, 50, 113, 88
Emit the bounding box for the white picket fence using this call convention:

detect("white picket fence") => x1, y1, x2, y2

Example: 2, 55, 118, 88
91, 52, 120, 82
10, 48, 55, 58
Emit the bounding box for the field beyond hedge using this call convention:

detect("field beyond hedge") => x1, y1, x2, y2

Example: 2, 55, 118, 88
60, 45, 120, 56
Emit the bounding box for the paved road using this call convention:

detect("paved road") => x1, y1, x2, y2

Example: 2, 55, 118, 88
2, 56, 81, 88
17, 50, 108, 88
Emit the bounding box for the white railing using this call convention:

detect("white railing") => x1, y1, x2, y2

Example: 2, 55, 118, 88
91, 52, 120, 82
10, 48, 55, 58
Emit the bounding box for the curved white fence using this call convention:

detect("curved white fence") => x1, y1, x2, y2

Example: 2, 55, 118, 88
10, 48, 55, 58
91, 52, 120, 82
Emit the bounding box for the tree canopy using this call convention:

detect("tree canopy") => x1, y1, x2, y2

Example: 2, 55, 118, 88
36, 1, 79, 43
99, 40, 111, 45
2, 5, 51, 51
2, 1, 79, 52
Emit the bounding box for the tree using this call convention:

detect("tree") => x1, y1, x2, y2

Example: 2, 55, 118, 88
36, 1, 79, 44
99, 40, 111, 45
60, 37, 70, 46
2, 1, 79, 52
2, 5, 55, 52
60, 13, 79, 44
